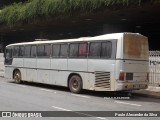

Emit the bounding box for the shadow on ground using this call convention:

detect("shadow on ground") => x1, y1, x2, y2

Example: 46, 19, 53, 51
8, 79, 160, 103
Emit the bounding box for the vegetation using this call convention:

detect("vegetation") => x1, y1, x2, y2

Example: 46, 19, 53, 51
0, 0, 158, 26
0, 0, 27, 8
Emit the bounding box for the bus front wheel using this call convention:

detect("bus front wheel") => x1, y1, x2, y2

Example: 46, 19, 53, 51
13, 70, 22, 84
69, 75, 82, 94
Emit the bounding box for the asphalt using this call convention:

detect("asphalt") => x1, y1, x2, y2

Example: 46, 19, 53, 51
0, 77, 160, 120
132, 86, 160, 99
1, 76, 160, 99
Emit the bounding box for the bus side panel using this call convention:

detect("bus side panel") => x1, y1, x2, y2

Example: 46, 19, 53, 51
84, 72, 96, 90
81, 73, 93, 90
50, 58, 68, 86
50, 71, 69, 86
12, 58, 23, 68
23, 58, 37, 82
88, 59, 116, 91
5, 66, 14, 79
68, 59, 88, 72
37, 58, 50, 83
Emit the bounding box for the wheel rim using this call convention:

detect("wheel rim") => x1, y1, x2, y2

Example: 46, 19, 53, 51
69, 75, 82, 93
14, 72, 21, 82
72, 79, 79, 90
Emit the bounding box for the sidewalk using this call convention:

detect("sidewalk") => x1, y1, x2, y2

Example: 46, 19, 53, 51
132, 86, 160, 99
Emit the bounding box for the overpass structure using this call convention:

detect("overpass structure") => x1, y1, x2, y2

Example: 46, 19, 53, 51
0, 0, 160, 52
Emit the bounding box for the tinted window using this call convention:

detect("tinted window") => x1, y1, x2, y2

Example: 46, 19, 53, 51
37, 45, 44, 57
89, 42, 101, 58
52, 44, 60, 57
13, 46, 19, 57
101, 42, 112, 58
31, 45, 36, 57
69, 43, 78, 57
24, 46, 31, 57
89, 41, 112, 58
5, 47, 13, 65
6, 48, 12, 59
60, 44, 68, 57
44, 45, 51, 57
19, 46, 24, 57
79, 43, 88, 57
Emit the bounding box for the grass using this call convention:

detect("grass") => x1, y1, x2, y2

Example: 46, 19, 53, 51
0, 0, 157, 26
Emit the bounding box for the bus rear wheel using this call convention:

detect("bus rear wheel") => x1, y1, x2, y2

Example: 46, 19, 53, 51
13, 70, 22, 84
69, 75, 82, 94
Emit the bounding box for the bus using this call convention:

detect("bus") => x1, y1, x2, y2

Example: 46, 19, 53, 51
4, 32, 149, 93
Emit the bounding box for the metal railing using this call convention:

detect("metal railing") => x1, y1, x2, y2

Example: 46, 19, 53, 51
149, 51, 160, 86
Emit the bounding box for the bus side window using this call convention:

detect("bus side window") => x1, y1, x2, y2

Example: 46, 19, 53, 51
13, 46, 19, 58
44, 44, 51, 57
6, 48, 12, 59
69, 43, 78, 57
52, 44, 60, 57
5, 47, 13, 65
31, 45, 37, 57
79, 43, 88, 57
19, 46, 24, 57
60, 44, 68, 58
89, 42, 101, 58
37, 45, 44, 57
101, 42, 112, 58
24, 46, 31, 57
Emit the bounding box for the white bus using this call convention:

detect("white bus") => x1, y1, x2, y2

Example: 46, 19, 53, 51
4, 33, 149, 93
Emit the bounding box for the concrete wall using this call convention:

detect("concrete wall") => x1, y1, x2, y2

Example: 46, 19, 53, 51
0, 53, 4, 77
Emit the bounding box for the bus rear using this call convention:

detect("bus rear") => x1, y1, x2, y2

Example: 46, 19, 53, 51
116, 33, 149, 91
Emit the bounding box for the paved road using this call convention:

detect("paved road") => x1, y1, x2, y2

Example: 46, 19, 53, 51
0, 78, 160, 120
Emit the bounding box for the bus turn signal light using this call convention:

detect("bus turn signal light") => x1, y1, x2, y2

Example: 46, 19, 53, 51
119, 72, 125, 81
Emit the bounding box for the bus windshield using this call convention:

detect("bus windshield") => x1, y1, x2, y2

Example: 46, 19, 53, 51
123, 34, 149, 60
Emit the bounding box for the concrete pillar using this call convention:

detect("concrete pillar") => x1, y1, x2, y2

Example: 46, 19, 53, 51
0, 34, 5, 53
0, 35, 3, 53
0, 53, 4, 77
0, 34, 4, 77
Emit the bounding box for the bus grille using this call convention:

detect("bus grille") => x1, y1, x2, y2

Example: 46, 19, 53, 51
95, 72, 110, 89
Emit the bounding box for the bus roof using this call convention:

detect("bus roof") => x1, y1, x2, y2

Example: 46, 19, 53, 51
6, 32, 144, 47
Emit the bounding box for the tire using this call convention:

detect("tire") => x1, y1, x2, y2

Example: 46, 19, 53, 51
13, 70, 22, 84
69, 75, 82, 94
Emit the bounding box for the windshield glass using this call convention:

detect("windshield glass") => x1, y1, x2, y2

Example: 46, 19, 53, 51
123, 34, 149, 60
5, 47, 12, 59
5, 47, 13, 65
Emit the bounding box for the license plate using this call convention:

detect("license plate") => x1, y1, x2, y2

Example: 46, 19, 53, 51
128, 84, 133, 87
134, 84, 139, 88
140, 84, 145, 87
